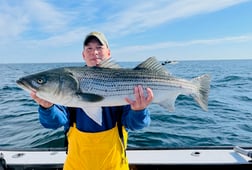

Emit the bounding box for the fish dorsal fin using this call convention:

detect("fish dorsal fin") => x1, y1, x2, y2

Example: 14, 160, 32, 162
97, 58, 121, 68
134, 56, 171, 75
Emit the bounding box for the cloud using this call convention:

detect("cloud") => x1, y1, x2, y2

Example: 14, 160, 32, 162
112, 34, 252, 52
0, 1, 29, 38
1, 0, 248, 41
0, 0, 70, 41
23, 0, 69, 33
102, 0, 249, 35
26, 27, 87, 47
0, 0, 251, 63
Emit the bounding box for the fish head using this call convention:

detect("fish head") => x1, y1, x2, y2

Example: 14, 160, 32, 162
16, 68, 79, 105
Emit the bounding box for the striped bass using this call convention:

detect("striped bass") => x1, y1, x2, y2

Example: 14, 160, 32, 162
16, 57, 211, 125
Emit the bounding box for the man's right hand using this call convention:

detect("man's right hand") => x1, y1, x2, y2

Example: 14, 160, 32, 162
30, 91, 53, 108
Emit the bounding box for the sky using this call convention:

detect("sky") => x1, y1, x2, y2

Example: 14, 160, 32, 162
1, 0, 252, 63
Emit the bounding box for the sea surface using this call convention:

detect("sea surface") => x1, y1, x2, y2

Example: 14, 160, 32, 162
0, 59, 251, 149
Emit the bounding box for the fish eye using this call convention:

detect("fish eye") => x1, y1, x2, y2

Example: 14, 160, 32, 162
37, 77, 46, 84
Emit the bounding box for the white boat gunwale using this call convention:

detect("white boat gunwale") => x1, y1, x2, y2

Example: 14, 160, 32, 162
1, 146, 252, 170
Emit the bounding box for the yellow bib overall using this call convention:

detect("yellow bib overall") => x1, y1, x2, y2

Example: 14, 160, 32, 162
63, 123, 129, 170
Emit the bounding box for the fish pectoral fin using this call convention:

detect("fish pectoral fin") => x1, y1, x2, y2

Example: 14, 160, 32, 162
158, 93, 179, 112
77, 93, 104, 102
81, 107, 103, 126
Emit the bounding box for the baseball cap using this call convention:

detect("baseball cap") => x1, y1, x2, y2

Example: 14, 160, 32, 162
84, 31, 109, 48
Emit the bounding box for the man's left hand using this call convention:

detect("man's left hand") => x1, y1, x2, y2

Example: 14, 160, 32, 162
125, 85, 153, 111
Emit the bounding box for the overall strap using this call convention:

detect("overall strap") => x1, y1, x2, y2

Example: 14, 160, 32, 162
117, 109, 124, 147
68, 107, 77, 127
64, 107, 76, 153
116, 106, 127, 160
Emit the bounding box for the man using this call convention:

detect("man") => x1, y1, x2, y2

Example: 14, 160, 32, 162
31, 31, 153, 170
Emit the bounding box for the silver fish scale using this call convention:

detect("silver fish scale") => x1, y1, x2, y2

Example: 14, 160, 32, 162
76, 67, 188, 97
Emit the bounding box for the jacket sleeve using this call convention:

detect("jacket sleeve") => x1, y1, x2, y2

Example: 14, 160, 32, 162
122, 105, 151, 131
38, 105, 69, 130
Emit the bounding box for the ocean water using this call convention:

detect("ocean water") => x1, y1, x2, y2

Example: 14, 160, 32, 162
0, 59, 251, 149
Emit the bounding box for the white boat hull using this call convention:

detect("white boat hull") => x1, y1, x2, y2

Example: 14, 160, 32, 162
1, 147, 252, 169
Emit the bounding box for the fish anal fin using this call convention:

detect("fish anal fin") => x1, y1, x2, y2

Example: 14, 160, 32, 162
159, 101, 175, 112
157, 92, 179, 112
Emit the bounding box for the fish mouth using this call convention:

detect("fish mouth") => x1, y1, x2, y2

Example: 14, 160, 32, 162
16, 79, 36, 93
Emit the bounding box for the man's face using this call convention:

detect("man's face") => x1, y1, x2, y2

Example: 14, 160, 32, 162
82, 38, 111, 67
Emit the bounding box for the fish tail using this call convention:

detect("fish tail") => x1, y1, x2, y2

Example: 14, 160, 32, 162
191, 74, 211, 111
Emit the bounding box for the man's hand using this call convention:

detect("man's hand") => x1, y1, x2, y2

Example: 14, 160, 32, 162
30, 91, 53, 109
125, 85, 153, 111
